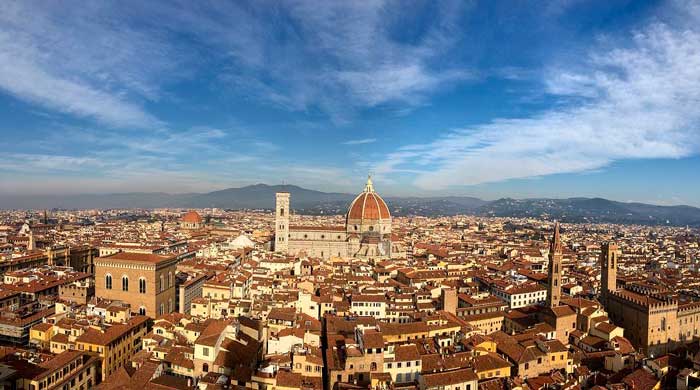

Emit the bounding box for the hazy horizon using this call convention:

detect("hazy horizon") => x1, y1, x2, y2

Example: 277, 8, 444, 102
2, 1, 700, 207
1, 181, 699, 209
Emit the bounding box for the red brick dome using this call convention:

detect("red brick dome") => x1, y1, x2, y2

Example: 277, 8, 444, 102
181, 210, 203, 224
347, 177, 390, 221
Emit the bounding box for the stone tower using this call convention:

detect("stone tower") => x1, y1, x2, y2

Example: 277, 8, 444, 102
27, 229, 35, 251
275, 192, 290, 254
600, 241, 618, 300
441, 288, 458, 314
546, 222, 563, 307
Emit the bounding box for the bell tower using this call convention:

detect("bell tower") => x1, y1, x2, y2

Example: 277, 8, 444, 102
600, 241, 618, 300
275, 192, 290, 254
546, 222, 563, 307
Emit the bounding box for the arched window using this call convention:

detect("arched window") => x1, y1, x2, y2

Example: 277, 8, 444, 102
202, 363, 209, 373
159, 275, 164, 292
370, 362, 377, 371
105, 274, 112, 290
139, 307, 146, 316
122, 276, 129, 291
139, 278, 146, 294
159, 303, 164, 315
167, 272, 172, 289
280, 208, 285, 216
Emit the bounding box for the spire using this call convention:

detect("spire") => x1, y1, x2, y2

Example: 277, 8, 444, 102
364, 174, 374, 193
551, 222, 562, 253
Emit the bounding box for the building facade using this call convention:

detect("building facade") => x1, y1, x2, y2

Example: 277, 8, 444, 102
94, 252, 178, 317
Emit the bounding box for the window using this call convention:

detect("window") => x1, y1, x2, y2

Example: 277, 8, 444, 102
203, 347, 209, 356
168, 272, 172, 289
122, 276, 129, 291
105, 275, 112, 289
280, 207, 285, 216
159, 275, 164, 292
202, 363, 208, 373
139, 278, 146, 294
139, 307, 146, 315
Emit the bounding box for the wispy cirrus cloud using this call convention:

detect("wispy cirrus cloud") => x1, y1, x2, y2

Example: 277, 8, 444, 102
168, 0, 472, 120
0, 3, 178, 128
343, 138, 377, 145
0, 1, 471, 127
376, 8, 700, 190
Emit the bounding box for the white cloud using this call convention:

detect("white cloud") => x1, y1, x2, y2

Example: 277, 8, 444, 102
0, 2, 174, 127
0, 153, 104, 172
343, 138, 377, 145
376, 14, 700, 190
179, 0, 471, 119
0, 1, 470, 125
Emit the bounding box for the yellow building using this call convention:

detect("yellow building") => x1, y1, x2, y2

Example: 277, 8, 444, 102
472, 352, 512, 380
5, 350, 100, 390
29, 322, 54, 350
74, 315, 149, 378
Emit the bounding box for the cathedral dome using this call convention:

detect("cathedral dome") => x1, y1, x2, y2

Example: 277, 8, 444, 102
181, 210, 203, 224
346, 177, 391, 234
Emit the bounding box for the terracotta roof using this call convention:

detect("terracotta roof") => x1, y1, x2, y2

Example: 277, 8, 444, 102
76, 315, 148, 346
100, 252, 176, 264
473, 352, 512, 372
181, 211, 203, 224
347, 191, 390, 221
423, 367, 478, 387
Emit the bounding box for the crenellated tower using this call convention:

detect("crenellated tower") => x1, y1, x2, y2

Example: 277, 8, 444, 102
600, 241, 618, 302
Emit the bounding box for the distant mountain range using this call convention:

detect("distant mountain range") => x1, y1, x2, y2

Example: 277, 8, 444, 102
2, 184, 700, 226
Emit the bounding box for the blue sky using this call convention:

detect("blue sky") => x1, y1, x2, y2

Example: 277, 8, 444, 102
1, 1, 700, 206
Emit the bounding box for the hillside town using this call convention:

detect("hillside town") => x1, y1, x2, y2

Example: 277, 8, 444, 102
0, 180, 699, 390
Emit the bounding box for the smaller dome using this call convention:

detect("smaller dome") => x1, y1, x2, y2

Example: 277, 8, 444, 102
181, 211, 203, 224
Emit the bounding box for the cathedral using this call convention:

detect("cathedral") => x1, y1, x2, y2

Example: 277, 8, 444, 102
274, 177, 396, 260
